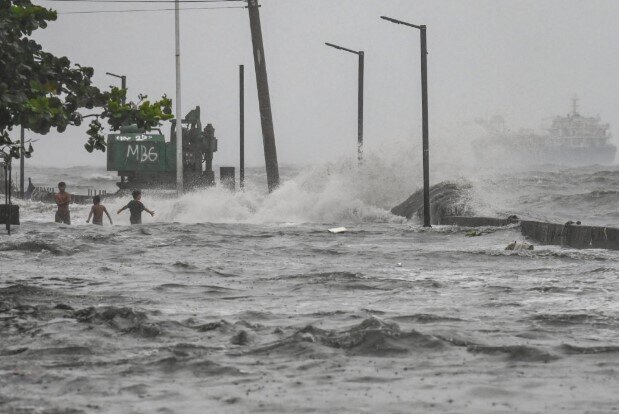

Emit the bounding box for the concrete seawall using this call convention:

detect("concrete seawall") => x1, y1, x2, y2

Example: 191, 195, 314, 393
442, 216, 619, 251
440, 216, 519, 227
520, 220, 619, 250
30, 192, 109, 205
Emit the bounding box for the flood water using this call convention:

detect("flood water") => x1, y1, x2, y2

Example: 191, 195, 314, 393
2, 159, 619, 413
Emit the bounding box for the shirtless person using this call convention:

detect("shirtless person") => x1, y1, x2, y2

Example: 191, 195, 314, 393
54, 182, 71, 224
86, 195, 113, 226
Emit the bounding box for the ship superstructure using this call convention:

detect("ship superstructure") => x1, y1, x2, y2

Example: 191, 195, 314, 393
473, 97, 616, 166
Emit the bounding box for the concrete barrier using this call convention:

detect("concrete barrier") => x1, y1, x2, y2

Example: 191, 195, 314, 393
0, 204, 19, 225
31, 191, 108, 205
440, 215, 619, 251
440, 216, 518, 227
520, 220, 619, 250
220, 167, 236, 191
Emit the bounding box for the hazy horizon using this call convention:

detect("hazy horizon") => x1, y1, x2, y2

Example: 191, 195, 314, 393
13, 0, 619, 168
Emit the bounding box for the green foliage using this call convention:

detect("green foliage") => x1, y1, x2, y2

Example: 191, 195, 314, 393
84, 88, 173, 153
0, 0, 174, 163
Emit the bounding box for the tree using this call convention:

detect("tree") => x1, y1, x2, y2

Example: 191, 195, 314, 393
0, 0, 173, 164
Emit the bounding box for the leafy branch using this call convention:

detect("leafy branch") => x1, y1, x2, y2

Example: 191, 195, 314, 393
0, 0, 174, 164
84, 89, 173, 153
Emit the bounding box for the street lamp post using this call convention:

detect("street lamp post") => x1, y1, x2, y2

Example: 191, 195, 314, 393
105, 72, 127, 104
240, 64, 245, 190
174, 0, 183, 196
381, 16, 431, 228
325, 42, 364, 162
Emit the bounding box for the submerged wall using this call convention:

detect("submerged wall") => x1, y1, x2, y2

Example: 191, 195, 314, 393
440, 216, 619, 251
520, 220, 619, 250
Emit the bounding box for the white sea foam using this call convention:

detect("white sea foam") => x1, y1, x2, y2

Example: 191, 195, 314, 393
14, 143, 432, 225
153, 150, 420, 224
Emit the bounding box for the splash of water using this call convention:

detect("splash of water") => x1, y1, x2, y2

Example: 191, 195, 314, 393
155, 150, 420, 224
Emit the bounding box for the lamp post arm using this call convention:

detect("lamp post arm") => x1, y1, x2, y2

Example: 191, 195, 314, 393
380, 16, 423, 30
325, 42, 361, 55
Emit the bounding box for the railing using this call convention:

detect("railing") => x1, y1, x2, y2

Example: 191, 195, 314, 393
34, 187, 108, 196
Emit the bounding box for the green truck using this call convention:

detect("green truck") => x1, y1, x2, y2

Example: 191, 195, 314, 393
106, 107, 217, 190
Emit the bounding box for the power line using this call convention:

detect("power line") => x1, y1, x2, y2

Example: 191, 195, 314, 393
58, 5, 245, 13
43, 0, 243, 3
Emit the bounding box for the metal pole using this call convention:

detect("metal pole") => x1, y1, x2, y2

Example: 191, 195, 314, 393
247, 0, 280, 192
240, 64, 245, 190
20, 125, 24, 199
325, 42, 364, 163
358, 52, 364, 162
174, 0, 183, 195
380, 16, 431, 227
106, 72, 127, 104
7, 164, 12, 235
121, 76, 127, 105
3, 164, 7, 232
420, 26, 430, 227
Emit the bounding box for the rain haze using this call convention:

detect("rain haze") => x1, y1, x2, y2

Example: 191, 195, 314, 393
27, 0, 619, 167
4, 1, 619, 413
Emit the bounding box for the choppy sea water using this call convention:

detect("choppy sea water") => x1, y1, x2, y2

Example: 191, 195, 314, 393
2, 157, 619, 413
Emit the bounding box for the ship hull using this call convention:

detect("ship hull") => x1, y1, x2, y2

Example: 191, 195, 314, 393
473, 142, 617, 167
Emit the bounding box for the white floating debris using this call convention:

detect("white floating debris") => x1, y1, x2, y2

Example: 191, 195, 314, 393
328, 227, 348, 234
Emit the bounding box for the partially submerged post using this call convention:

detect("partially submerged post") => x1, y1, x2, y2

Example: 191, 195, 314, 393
1, 162, 19, 235
381, 16, 431, 227
20, 125, 24, 199
324, 42, 365, 162
240, 64, 245, 190
2, 162, 8, 235
247, 0, 280, 192
220, 167, 236, 191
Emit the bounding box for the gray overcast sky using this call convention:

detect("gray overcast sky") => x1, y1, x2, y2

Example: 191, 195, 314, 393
25, 0, 619, 167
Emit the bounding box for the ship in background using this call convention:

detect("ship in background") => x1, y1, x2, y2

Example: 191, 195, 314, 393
473, 97, 617, 166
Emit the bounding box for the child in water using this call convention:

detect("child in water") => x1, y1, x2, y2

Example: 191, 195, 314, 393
54, 182, 71, 225
117, 190, 155, 225
86, 195, 113, 226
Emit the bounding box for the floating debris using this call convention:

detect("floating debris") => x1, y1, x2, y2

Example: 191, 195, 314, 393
505, 241, 534, 251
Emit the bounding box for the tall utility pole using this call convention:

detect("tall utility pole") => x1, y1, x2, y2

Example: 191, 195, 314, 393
239, 65, 245, 190
174, 0, 183, 195
247, 0, 280, 192
19, 125, 24, 199
325, 42, 365, 162
105, 72, 127, 104
381, 16, 431, 227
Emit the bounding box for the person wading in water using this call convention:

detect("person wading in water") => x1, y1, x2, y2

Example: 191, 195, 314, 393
54, 182, 71, 224
117, 190, 155, 225
87, 195, 113, 226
